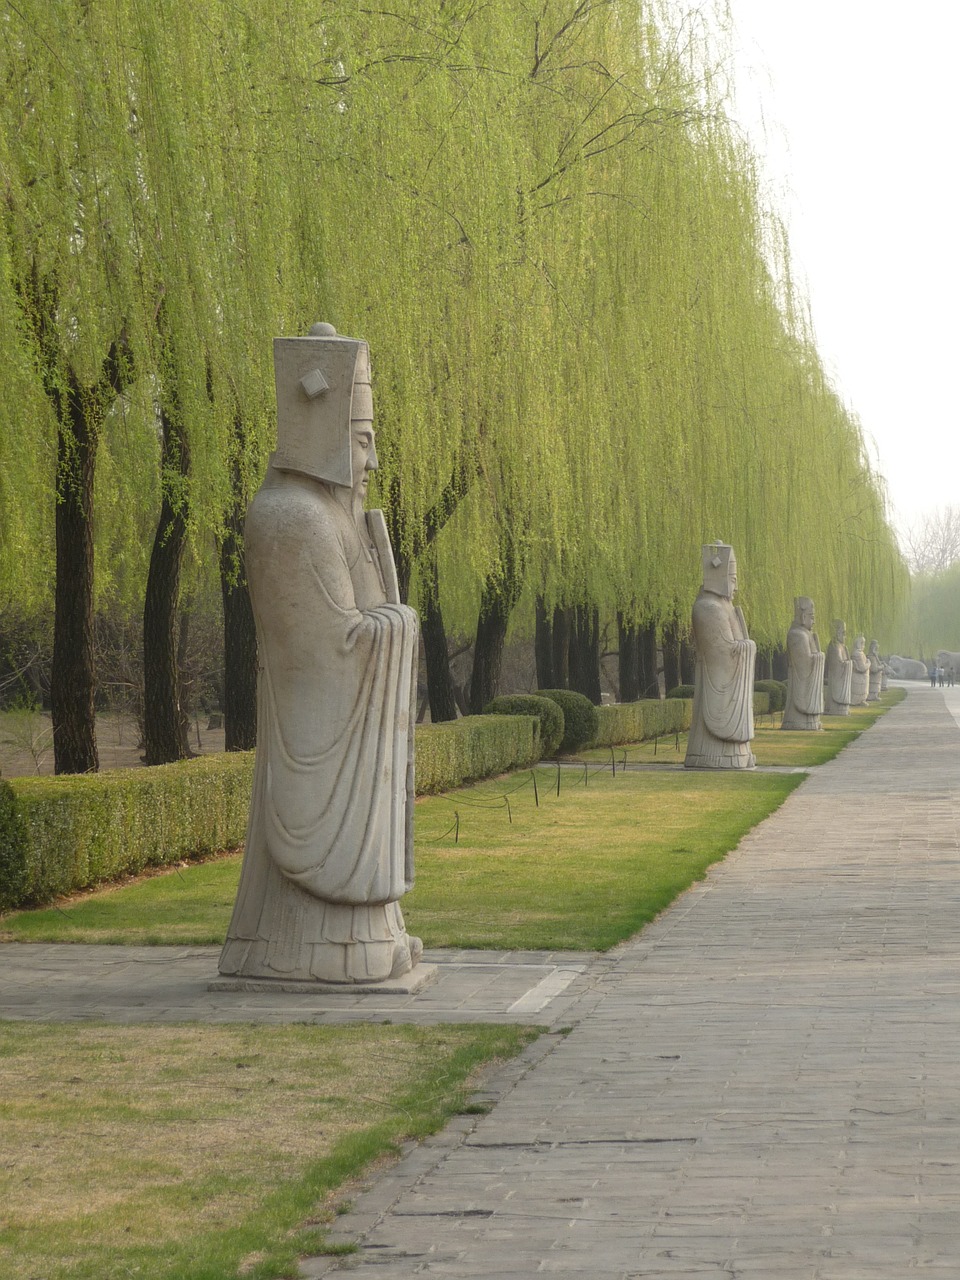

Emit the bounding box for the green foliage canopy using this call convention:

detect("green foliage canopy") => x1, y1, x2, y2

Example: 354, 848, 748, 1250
0, 0, 907, 651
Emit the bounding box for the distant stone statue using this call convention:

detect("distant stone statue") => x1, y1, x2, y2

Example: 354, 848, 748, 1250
850, 635, 870, 705
867, 639, 882, 702
886, 655, 929, 681
684, 542, 756, 769
219, 324, 422, 985
824, 619, 853, 716
781, 597, 825, 730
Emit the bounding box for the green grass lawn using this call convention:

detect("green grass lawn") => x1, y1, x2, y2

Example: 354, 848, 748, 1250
0, 688, 901, 1280
584, 688, 904, 769
0, 690, 901, 950
0, 1020, 537, 1280
2, 766, 804, 949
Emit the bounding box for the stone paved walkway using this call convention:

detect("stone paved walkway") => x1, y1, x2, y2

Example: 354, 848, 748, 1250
4, 684, 959, 1277
0, 944, 595, 1025
303, 685, 960, 1278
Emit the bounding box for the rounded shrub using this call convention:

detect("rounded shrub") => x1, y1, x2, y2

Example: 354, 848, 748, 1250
754, 679, 786, 712
537, 689, 600, 754
484, 694, 565, 758
666, 684, 695, 700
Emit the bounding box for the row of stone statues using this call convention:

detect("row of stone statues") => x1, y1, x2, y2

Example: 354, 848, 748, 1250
684, 541, 887, 771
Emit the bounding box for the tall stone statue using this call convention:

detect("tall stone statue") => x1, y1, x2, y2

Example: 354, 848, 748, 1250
219, 324, 422, 985
824, 618, 853, 716
684, 543, 756, 769
781, 597, 825, 731
850, 635, 870, 706
867, 639, 883, 702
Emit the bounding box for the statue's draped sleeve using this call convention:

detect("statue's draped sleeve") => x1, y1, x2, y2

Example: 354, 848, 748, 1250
245, 479, 418, 905
691, 594, 756, 742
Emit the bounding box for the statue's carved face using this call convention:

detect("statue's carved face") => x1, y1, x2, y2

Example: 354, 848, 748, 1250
725, 555, 738, 599
350, 421, 378, 501
801, 601, 815, 630
834, 621, 845, 643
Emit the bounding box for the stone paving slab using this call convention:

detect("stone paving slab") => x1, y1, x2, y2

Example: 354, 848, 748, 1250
305, 687, 960, 1277
0, 943, 597, 1026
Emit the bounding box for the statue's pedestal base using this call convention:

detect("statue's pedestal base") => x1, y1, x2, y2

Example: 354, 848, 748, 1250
207, 963, 437, 996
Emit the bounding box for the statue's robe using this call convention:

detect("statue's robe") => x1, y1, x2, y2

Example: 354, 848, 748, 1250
684, 591, 756, 769
219, 468, 419, 983
824, 640, 853, 716
781, 624, 825, 730
850, 649, 870, 706
867, 650, 883, 702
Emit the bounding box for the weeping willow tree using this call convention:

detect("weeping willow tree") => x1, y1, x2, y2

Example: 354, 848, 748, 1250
0, 0, 330, 767
0, 0, 907, 750
895, 568, 958, 659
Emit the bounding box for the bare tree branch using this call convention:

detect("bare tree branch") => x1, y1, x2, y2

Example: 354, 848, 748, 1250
902, 506, 960, 575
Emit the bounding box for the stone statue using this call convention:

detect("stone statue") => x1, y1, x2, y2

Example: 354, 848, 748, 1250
824, 618, 853, 716
684, 542, 756, 769
219, 324, 422, 985
781, 597, 825, 730
886, 655, 929, 681
867, 639, 882, 701
850, 635, 870, 706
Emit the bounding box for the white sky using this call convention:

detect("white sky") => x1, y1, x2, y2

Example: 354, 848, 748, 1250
725, 0, 959, 540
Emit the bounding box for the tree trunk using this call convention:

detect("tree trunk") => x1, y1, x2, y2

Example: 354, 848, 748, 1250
468, 538, 525, 713
680, 634, 696, 684
638, 622, 660, 698
468, 590, 511, 713
142, 406, 191, 765
617, 613, 640, 703
535, 595, 554, 689
219, 440, 258, 751
51, 385, 99, 774
772, 645, 788, 681
551, 605, 570, 689
421, 551, 458, 722
46, 334, 134, 774
394, 543, 412, 605
569, 605, 602, 704
662, 620, 682, 693
177, 603, 193, 749
219, 510, 258, 751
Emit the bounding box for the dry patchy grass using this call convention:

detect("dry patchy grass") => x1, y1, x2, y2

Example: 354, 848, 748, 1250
0, 1020, 536, 1280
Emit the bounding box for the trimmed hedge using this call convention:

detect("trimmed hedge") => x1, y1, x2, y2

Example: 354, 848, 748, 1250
667, 685, 775, 718
754, 679, 787, 712
484, 695, 564, 757
666, 684, 695, 699
0, 780, 28, 909
414, 714, 540, 795
591, 698, 693, 748
1, 753, 256, 910
537, 689, 600, 754
0, 715, 541, 911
